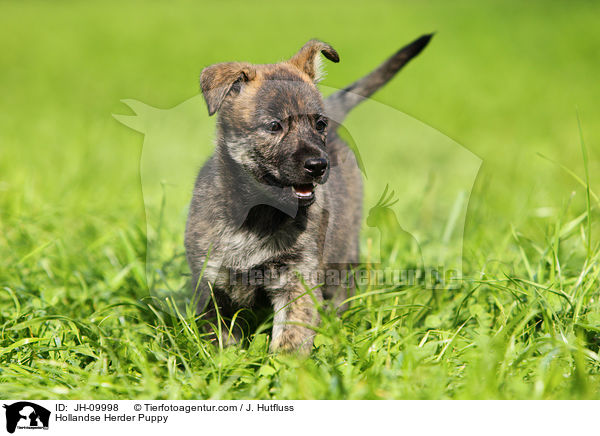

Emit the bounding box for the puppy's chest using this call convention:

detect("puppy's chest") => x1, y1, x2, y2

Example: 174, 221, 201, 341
213, 227, 319, 307
219, 226, 303, 270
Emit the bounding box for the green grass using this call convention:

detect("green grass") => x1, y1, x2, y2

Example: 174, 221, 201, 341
1, 0, 599, 399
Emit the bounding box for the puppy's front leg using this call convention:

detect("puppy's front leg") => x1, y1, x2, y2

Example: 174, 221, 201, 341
270, 284, 323, 354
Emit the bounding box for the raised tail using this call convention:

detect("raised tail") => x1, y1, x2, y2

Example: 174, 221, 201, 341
325, 33, 433, 124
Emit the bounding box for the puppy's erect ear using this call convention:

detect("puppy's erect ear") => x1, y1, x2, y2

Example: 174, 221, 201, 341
200, 62, 255, 116
288, 39, 339, 82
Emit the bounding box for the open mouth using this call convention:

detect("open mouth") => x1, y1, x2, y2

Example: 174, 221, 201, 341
292, 183, 315, 201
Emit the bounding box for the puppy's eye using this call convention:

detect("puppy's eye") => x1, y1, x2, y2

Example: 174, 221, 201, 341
316, 118, 328, 132
267, 121, 282, 132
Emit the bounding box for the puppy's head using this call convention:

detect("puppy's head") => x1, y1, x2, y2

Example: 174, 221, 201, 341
200, 40, 339, 207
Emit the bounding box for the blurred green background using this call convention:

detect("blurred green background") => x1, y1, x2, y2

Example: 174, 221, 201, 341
1, 0, 599, 399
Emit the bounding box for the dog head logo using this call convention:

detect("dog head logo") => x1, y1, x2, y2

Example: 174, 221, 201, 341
3, 402, 50, 434
114, 36, 481, 302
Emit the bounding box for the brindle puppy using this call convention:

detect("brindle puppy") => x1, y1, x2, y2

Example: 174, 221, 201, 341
185, 34, 432, 353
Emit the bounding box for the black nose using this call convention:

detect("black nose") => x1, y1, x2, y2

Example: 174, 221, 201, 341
304, 158, 328, 177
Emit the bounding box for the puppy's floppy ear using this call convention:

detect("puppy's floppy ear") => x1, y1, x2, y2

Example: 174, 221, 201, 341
288, 39, 339, 82
200, 62, 255, 116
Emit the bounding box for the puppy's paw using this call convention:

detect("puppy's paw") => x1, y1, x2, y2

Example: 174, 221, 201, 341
269, 326, 314, 355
